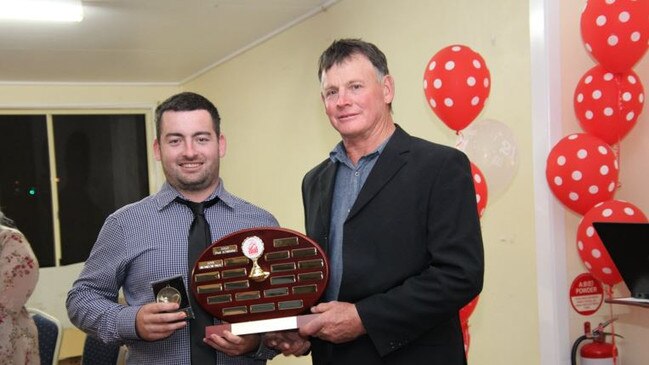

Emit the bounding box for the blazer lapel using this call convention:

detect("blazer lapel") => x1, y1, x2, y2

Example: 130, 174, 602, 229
313, 161, 337, 247
347, 126, 410, 220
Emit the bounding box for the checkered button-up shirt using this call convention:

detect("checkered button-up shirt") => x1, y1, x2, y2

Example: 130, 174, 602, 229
67, 180, 279, 365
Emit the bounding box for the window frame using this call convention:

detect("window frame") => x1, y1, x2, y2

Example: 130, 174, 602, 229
0, 106, 160, 267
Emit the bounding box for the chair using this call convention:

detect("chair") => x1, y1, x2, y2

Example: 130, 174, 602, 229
28, 308, 62, 365
81, 334, 121, 365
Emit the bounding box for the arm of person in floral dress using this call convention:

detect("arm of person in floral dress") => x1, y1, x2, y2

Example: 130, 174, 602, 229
0, 228, 39, 313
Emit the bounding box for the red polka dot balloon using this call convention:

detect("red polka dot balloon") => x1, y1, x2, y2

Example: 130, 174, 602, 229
581, 0, 649, 73
460, 295, 480, 325
546, 133, 619, 215
574, 64, 645, 145
423, 45, 491, 132
462, 322, 471, 356
470, 162, 488, 218
576, 200, 647, 286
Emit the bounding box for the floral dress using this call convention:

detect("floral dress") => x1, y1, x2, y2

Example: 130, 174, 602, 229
0, 228, 40, 365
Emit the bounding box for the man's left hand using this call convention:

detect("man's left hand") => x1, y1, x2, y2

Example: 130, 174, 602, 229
205, 331, 260, 356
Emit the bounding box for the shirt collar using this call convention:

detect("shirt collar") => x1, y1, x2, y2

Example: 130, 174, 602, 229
329, 133, 392, 165
155, 178, 237, 211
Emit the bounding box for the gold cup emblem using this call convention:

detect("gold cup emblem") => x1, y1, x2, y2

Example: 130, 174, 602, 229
241, 236, 270, 282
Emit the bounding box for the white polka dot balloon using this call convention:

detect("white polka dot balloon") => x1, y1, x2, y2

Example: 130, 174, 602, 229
574, 64, 644, 145
545, 133, 619, 215
576, 199, 647, 286
470, 162, 488, 218
580, 0, 649, 73
460, 119, 519, 199
423, 45, 491, 132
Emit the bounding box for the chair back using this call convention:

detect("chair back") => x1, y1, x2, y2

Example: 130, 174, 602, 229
28, 308, 62, 365
81, 335, 121, 365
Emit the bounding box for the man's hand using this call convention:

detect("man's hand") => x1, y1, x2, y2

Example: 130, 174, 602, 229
299, 301, 366, 343
264, 331, 311, 356
205, 331, 260, 357
135, 302, 187, 341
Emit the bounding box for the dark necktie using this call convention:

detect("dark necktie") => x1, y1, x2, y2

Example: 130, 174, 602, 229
176, 197, 219, 365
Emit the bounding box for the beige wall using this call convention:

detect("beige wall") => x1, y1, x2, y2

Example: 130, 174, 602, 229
185, 0, 536, 364
0, 83, 179, 108
561, 2, 649, 364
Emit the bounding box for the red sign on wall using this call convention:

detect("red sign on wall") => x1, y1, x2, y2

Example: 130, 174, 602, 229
569, 272, 604, 316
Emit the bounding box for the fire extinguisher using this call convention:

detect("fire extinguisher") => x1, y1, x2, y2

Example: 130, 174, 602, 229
571, 318, 623, 365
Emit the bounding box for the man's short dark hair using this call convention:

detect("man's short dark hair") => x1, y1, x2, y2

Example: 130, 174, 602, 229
317, 38, 390, 82
154, 92, 221, 139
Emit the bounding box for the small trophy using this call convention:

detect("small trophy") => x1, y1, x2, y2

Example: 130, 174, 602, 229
189, 227, 328, 336
241, 236, 270, 282
151, 275, 194, 319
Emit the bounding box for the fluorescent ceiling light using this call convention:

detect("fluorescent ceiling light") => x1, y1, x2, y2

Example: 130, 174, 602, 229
0, 0, 84, 22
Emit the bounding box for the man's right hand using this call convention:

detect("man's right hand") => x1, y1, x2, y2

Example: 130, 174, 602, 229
135, 302, 188, 341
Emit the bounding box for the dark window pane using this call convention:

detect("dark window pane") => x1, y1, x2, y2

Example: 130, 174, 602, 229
54, 114, 149, 265
0, 115, 55, 267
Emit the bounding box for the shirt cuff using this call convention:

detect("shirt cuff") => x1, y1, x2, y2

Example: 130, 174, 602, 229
116, 305, 142, 341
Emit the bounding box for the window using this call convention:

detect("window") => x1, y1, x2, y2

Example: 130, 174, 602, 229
0, 112, 150, 267
0, 115, 54, 265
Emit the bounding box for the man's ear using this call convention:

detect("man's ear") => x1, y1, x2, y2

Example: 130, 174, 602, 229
383, 75, 395, 104
153, 138, 161, 161
218, 134, 227, 158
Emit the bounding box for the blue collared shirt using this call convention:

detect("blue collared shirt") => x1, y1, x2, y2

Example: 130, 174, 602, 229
325, 138, 390, 301
67, 179, 279, 365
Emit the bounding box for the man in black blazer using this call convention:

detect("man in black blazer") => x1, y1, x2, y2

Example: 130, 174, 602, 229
268, 39, 484, 364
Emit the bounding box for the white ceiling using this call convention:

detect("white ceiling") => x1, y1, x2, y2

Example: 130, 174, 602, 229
0, 0, 338, 84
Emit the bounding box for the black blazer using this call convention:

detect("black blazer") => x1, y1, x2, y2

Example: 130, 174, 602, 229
302, 126, 484, 364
